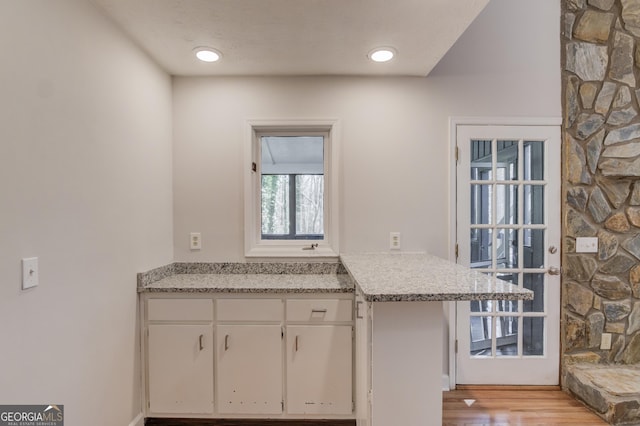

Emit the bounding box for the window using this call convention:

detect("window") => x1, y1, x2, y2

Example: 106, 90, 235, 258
244, 120, 340, 257
260, 136, 324, 240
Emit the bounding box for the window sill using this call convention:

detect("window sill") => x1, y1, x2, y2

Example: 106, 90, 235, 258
245, 244, 339, 259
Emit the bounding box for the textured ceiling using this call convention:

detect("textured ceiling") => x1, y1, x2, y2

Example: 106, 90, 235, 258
91, 0, 489, 77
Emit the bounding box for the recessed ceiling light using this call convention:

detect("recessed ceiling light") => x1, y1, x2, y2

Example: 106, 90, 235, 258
194, 47, 221, 62
368, 47, 396, 63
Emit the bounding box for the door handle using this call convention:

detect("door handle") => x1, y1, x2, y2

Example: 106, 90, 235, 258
548, 266, 561, 276
224, 334, 230, 351
295, 335, 299, 352
199, 334, 204, 351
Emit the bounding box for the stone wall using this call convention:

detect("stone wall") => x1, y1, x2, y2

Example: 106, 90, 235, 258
563, 0, 640, 366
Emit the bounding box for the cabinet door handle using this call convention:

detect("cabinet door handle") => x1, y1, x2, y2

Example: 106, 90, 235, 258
224, 334, 230, 351
356, 301, 364, 319
295, 335, 299, 352
199, 334, 204, 351
311, 309, 328, 314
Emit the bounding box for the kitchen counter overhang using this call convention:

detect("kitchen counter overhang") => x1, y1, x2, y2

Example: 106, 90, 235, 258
340, 252, 534, 302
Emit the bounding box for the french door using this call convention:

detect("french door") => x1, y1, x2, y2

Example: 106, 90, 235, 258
455, 124, 561, 385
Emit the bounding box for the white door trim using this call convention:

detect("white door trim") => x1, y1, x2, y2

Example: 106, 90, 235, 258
447, 116, 562, 390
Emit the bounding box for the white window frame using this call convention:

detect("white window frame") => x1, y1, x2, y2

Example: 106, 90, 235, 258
244, 119, 340, 258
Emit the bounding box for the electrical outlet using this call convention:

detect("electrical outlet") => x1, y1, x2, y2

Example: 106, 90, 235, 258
600, 333, 612, 350
190, 232, 202, 250
390, 232, 401, 250
576, 237, 598, 253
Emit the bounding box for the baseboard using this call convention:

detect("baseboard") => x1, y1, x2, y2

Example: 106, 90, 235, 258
442, 374, 450, 391
128, 412, 144, 426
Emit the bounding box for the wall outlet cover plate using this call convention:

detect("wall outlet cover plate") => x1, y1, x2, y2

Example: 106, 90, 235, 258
22, 257, 39, 290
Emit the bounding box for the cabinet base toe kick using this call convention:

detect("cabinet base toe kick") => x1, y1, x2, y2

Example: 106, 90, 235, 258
145, 419, 356, 426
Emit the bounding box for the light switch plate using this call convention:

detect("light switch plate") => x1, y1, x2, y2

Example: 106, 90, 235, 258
576, 237, 598, 253
22, 257, 39, 290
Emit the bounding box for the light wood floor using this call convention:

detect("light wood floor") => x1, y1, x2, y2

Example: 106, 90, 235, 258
443, 386, 608, 426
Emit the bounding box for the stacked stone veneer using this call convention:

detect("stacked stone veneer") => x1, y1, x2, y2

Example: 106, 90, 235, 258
563, 0, 640, 367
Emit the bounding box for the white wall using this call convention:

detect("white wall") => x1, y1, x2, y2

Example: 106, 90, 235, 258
173, 0, 560, 262
0, 1, 173, 425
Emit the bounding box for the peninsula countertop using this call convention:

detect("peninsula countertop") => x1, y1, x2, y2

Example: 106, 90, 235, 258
340, 252, 534, 302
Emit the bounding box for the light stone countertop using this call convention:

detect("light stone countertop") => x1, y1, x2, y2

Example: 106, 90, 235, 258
340, 252, 534, 302
140, 272, 354, 294
138, 254, 533, 302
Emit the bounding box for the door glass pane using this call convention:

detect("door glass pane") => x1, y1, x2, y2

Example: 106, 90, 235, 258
470, 228, 492, 268
524, 141, 544, 181
523, 229, 545, 269
496, 273, 519, 312
523, 317, 544, 355
496, 316, 518, 357
523, 273, 545, 312
496, 140, 518, 181
471, 185, 492, 224
471, 300, 493, 313
496, 184, 518, 225
496, 228, 518, 269
470, 316, 493, 357
471, 139, 493, 181
496, 300, 518, 313
524, 185, 544, 225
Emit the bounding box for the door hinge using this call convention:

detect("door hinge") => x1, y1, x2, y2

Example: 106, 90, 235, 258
455, 243, 459, 259
252, 162, 257, 172
455, 339, 459, 354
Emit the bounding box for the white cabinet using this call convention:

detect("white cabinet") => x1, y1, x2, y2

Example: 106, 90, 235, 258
354, 289, 371, 426
285, 298, 353, 415
143, 294, 353, 419
286, 325, 353, 414
216, 298, 284, 415
146, 299, 214, 415
216, 325, 283, 414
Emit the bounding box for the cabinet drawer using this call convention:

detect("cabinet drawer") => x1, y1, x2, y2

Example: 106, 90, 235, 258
286, 299, 352, 322
217, 299, 283, 322
147, 298, 213, 321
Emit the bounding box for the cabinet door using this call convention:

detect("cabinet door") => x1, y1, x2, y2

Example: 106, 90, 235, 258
147, 324, 213, 414
355, 292, 371, 425
216, 325, 283, 414
286, 325, 353, 415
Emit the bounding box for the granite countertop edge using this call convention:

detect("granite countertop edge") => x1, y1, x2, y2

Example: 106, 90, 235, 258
138, 255, 534, 302
359, 291, 533, 303
137, 262, 354, 294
